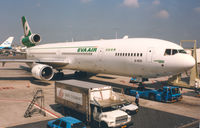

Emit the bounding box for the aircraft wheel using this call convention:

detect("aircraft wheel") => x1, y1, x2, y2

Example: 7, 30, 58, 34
74, 71, 87, 78
54, 72, 64, 80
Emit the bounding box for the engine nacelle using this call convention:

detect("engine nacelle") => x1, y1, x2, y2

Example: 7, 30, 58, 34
21, 34, 41, 47
31, 64, 54, 80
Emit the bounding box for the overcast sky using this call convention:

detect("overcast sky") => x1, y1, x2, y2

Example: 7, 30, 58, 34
0, 0, 200, 47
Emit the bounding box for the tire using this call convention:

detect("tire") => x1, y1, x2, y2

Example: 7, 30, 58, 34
54, 72, 64, 80
149, 94, 156, 101
100, 121, 108, 128
74, 71, 88, 78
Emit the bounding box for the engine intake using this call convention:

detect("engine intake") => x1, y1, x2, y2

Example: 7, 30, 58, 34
21, 34, 41, 47
31, 64, 54, 80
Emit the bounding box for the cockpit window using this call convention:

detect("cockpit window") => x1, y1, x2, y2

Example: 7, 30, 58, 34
172, 49, 178, 55
178, 50, 187, 54
165, 49, 187, 56
164, 49, 171, 55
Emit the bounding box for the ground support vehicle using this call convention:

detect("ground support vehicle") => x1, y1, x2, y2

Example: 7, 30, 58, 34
125, 86, 182, 102
112, 101, 139, 115
47, 116, 86, 128
55, 80, 133, 128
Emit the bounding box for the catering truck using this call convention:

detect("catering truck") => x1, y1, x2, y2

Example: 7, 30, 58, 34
55, 80, 133, 128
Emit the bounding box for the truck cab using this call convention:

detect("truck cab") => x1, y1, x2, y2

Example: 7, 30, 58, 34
92, 104, 132, 128
159, 86, 182, 102
47, 117, 86, 128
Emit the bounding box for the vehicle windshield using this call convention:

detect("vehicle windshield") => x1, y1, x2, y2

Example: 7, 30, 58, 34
112, 105, 121, 109
123, 102, 131, 106
171, 88, 180, 95
71, 122, 86, 128
102, 106, 116, 112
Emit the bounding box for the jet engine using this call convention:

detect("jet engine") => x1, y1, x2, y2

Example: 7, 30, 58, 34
20, 34, 41, 47
31, 64, 54, 80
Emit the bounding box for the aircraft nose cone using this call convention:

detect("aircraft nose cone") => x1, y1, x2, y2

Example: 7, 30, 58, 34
183, 55, 195, 70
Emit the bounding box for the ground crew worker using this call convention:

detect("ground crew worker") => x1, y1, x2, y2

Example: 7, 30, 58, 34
194, 81, 200, 95
195, 81, 199, 93
135, 91, 140, 106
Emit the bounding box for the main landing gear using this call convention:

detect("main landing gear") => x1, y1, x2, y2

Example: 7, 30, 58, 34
74, 71, 88, 78
54, 69, 64, 80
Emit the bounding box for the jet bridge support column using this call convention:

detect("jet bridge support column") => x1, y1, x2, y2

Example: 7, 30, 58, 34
168, 40, 199, 88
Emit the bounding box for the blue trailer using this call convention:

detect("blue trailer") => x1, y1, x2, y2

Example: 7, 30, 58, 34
125, 86, 182, 102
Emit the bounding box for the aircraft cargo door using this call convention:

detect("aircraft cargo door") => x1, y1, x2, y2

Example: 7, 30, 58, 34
146, 47, 154, 63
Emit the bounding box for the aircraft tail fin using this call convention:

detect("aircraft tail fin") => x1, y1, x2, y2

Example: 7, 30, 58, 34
20, 16, 41, 47
0, 37, 14, 47
21, 16, 32, 37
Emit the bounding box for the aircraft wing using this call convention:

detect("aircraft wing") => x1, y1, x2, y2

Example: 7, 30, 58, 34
0, 59, 69, 68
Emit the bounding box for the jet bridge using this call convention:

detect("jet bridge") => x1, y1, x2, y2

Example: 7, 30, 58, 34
168, 40, 200, 88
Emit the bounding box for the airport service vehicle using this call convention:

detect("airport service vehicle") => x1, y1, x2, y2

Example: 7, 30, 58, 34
112, 101, 139, 115
55, 80, 133, 128
47, 116, 86, 128
125, 86, 182, 102
0, 16, 195, 81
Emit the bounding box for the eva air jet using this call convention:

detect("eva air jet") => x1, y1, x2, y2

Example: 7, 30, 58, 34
0, 16, 195, 81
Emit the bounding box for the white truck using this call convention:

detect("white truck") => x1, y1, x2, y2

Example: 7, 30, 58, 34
55, 80, 133, 128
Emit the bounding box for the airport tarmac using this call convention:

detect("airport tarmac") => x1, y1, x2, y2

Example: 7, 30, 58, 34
0, 62, 200, 128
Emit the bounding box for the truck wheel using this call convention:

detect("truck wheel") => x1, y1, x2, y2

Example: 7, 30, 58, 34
149, 94, 156, 101
100, 122, 108, 128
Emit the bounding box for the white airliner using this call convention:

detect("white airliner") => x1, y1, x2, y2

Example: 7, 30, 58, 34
0, 37, 14, 50
0, 16, 195, 81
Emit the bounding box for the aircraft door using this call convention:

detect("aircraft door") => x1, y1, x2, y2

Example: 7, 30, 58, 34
56, 50, 61, 58
146, 48, 154, 63
98, 48, 104, 61
96, 48, 105, 72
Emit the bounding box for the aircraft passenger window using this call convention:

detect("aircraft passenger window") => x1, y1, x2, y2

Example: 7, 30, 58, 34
131, 53, 133, 56
140, 53, 142, 56
134, 53, 136, 56
125, 53, 127, 56
128, 53, 130, 56
123, 53, 125, 56
178, 50, 187, 54
120, 53, 122, 56
115, 53, 117, 56
172, 49, 178, 55
137, 53, 139, 56
164, 49, 171, 55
